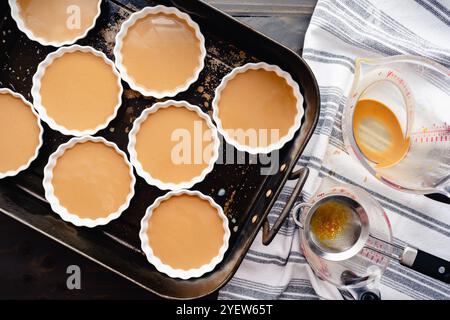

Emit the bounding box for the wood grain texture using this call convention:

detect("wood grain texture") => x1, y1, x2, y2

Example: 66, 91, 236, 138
208, 0, 316, 53
0, 214, 161, 299
0, 0, 317, 300
207, 0, 316, 15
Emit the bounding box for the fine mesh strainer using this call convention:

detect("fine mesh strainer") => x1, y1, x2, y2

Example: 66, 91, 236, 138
292, 184, 450, 300
300, 196, 370, 262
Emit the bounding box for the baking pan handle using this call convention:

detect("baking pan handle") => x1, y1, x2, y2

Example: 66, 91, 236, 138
262, 167, 309, 245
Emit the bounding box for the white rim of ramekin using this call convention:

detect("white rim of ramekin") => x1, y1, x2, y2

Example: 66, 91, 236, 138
128, 100, 220, 191
43, 136, 136, 228
212, 62, 305, 154
113, 5, 207, 98
0, 88, 44, 179
139, 189, 230, 279
31, 45, 123, 136
8, 0, 102, 47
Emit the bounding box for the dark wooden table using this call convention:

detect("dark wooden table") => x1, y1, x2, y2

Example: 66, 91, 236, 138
0, 0, 317, 300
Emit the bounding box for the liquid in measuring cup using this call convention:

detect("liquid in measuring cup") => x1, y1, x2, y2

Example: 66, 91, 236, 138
352, 99, 410, 168
344, 56, 450, 196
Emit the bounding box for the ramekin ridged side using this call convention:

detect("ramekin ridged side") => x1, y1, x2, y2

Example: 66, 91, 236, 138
113, 5, 206, 98
43, 136, 136, 228
212, 62, 305, 154
31, 45, 123, 136
0, 88, 44, 179
128, 100, 220, 191
8, 0, 102, 47
139, 189, 230, 279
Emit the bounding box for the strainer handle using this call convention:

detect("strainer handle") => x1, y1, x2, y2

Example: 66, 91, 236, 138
401, 247, 450, 284
291, 203, 312, 229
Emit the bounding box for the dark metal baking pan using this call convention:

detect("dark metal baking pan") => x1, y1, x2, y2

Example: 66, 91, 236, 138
0, 0, 320, 299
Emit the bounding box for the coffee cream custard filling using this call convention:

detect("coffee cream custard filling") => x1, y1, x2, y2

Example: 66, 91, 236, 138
117, 9, 204, 96
14, 0, 100, 44
214, 66, 300, 150
50, 141, 133, 220
0, 90, 42, 175
144, 193, 226, 271
35, 48, 121, 134
130, 103, 218, 188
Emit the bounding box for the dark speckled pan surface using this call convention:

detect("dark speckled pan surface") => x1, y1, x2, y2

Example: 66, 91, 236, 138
0, 0, 320, 299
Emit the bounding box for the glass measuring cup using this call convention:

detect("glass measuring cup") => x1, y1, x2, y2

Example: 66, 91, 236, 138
292, 184, 450, 299
292, 184, 392, 299
342, 55, 450, 197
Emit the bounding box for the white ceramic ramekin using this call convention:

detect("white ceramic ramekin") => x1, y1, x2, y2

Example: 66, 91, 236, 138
8, 0, 102, 47
212, 62, 305, 154
31, 45, 123, 136
43, 136, 136, 228
128, 100, 220, 191
0, 88, 44, 179
139, 189, 230, 279
114, 5, 206, 98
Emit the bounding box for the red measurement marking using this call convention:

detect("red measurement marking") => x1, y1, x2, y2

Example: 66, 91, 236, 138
411, 129, 450, 135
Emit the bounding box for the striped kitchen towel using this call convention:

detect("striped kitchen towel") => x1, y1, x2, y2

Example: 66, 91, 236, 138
219, 0, 450, 300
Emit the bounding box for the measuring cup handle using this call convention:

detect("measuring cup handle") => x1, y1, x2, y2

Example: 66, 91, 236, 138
291, 203, 312, 229
402, 247, 450, 284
